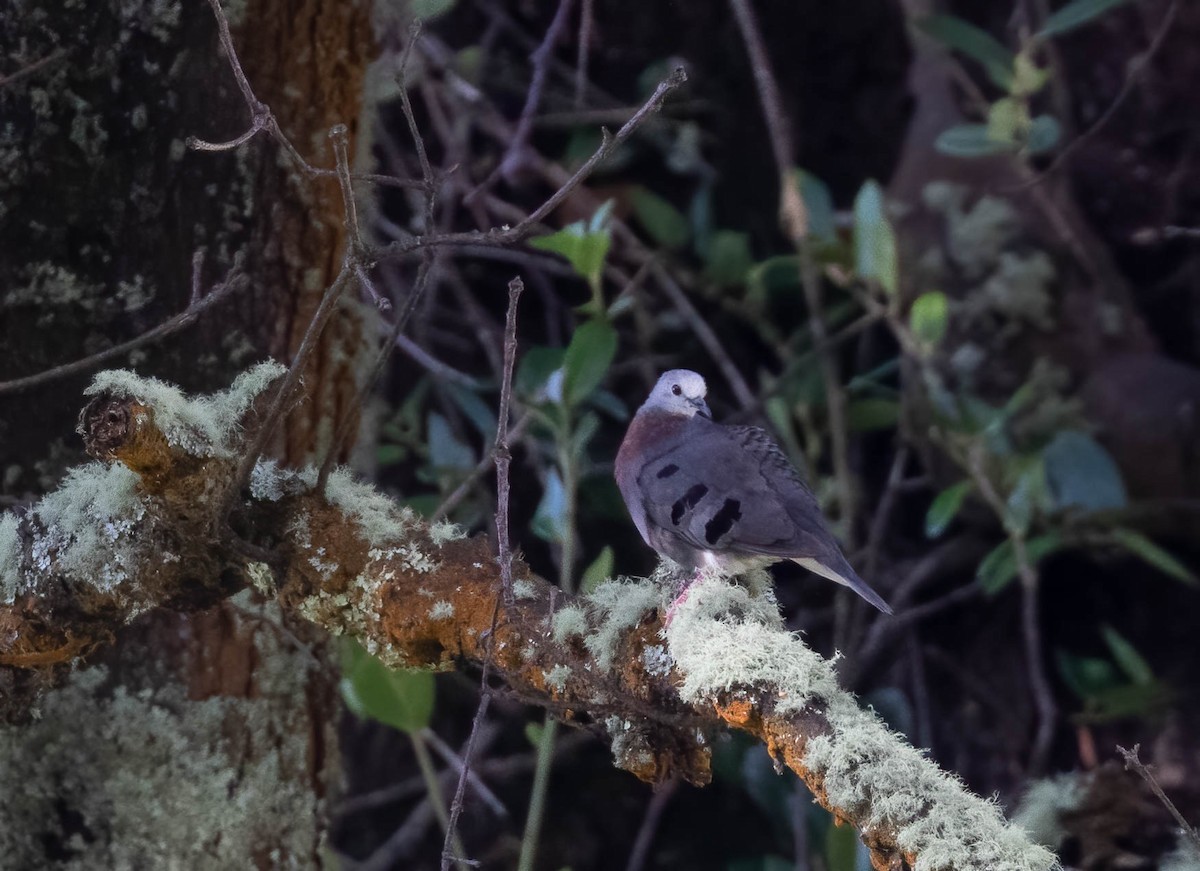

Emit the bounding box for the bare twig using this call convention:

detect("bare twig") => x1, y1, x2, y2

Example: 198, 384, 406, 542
471, 0, 576, 200
329, 124, 364, 254
625, 779, 679, 871
375, 66, 687, 261
421, 727, 508, 818
0, 49, 69, 89
1016, 0, 1179, 190
727, 0, 857, 549
574, 0, 594, 109
967, 446, 1056, 773
433, 412, 533, 520
647, 259, 757, 410
1117, 744, 1200, 856
440, 277, 524, 871
494, 277, 524, 606
0, 266, 246, 395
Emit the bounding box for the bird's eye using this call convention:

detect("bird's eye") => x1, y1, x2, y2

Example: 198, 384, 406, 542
671, 384, 682, 396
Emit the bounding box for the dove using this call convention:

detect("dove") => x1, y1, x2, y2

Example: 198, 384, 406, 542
615, 369, 893, 614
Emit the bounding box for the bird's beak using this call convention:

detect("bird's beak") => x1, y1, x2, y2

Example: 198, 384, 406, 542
691, 397, 711, 419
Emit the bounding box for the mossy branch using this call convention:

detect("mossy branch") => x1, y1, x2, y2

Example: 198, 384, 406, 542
0, 370, 1056, 871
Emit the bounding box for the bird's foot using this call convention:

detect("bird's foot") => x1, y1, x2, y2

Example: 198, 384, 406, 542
663, 569, 704, 627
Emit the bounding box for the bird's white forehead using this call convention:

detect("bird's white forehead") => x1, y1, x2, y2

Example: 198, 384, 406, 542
655, 369, 707, 397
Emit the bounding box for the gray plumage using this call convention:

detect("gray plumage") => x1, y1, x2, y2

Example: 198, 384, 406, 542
615, 369, 892, 614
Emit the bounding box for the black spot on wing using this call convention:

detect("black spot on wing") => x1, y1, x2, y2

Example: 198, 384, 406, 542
705, 499, 742, 544
656, 463, 679, 479
671, 484, 708, 525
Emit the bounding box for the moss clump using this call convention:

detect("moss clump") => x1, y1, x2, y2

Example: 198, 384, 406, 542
582, 577, 661, 671
86, 361, 285, 459
323, 467, 415, 549
0, 512, 22, 603
0, 597, 326, 868
550, 604, 589, 644
28, 462, 146, 596
666, 574, 1056, 871
543, 664, 571, 692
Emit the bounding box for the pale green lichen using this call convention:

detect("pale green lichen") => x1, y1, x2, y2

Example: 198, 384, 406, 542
543, 664, 571, 692
85, 360, 286, 458
428, 519, 465, 546
582, 576, 662, 671
429, 600, 454, 620
513, 578, 537, 600
30, 462, 146, 595
1012, 773, 1086, 850
324, 467, 415, 549
1162, 842, 1200, 871
0, 512, 21, 603
550, 604, 589, 643
666, 574, 1056, 871
0, 594, 326, 868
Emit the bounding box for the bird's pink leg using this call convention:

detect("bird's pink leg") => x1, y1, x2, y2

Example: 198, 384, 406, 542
664, 568, 705, 626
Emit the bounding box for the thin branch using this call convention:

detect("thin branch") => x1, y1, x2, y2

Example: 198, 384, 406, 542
0, 266, 246, 395
441, 277, 524, 871
1016, 0, 1179, 190
494, 277, 524, 605
574, 0, 594, 109
727, 0, 857, 549
0, 48, 69, 88
625, 779, 678, 871
433, 412, 533, 521
1117, 744, 1200, 856
647, 259, 757, 410
421, 727, 508, 818
375, 66, 688, 261
471, 0, 576, 200
329, 124, 364, 254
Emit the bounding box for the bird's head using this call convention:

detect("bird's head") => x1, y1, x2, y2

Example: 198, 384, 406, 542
643, 369, 711, 419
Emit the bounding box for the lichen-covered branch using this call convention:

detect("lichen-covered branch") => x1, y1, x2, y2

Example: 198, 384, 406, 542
0, 370, 1055, 871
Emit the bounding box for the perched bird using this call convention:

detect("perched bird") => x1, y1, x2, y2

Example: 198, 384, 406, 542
615, 369, 892, 614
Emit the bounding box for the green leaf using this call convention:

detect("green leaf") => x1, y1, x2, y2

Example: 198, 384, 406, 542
852, 180, 898, 294
1042, 430, 1127, 512
846, 398, 899, 432
935, 124, 1014, 158
580, 545, 614, 594
524, 721, 545, 747
794, 169, 837, 244
825, 821, 860, 871
529, 204, 613, 288
704, 230, 755, 287
427, 413, 474, 473
1011, 51, 1050, 97
925, 480, 971, 539
531, 469, 567, 544
915, 14, 1016, 90
562, 319, 618, 407
910, 291, 949, 346
444, 383, 497, 441
1004, 458, 1047, 537
978, 531, 1065, 594
571, 410, 601, 461
987, 97, 1029, 145
1100, 625, 1154, 686
1036, 0, 1132, 39
630, 186, 689, 250
516, 346, 566, 399
1056, 649, 1120, 699
1026, 115, 1062, 154
411, 0, 456, 20
1109, 528, 1199, 586
340, 639, 434, 734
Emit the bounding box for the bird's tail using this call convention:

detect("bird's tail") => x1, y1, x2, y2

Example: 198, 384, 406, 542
793, 557, 894, 615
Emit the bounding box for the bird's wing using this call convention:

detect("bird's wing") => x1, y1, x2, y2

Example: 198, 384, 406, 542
634, 421, 810, 558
